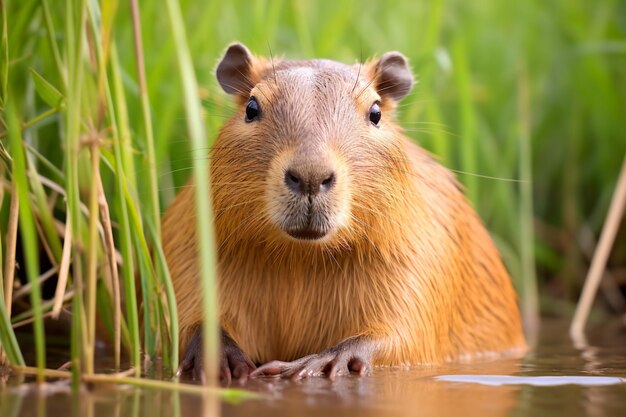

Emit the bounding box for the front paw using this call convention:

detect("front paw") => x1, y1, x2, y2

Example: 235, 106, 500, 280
251, 336, 373, 381
176, 330, 256, 385
220, 332, 256, 384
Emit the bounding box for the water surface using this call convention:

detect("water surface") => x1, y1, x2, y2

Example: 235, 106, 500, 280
2, 319, 625, 417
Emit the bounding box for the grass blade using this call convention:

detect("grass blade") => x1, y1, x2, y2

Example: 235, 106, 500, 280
64, 0, 87, 385
40, 0, 66, 90
29, 69, 64, 109
0, 291, 24, 365
2, 182, 18, 318
85, 140, 101, 375
6, 100, 45, 380
130, 0, 160, 237
164, 0, 219, 385
0, 0, 7, 106
149, 221, 179, 371
517, 64, 539, 334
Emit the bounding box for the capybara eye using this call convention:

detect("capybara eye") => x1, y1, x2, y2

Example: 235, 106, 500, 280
369, 102, 381, 126
245, 97, 260, 122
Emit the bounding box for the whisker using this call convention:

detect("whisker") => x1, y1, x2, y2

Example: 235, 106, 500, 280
395, 99, 434, 108
214, 198, 264, 218
446, 169, 525, 183
355, 162, 523, 184
403, 128, 459, 138
232, 65, 273, 105
202, 113, 235, 120
217, 213, 260, 253
401, 121, 450, 126
355, 76, 376, 101
351, 46, 363, 95
267, 40, 279, 97
218, 81, 250, 97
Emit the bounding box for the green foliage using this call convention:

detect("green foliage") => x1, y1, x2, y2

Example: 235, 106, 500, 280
29, 69, 63, 109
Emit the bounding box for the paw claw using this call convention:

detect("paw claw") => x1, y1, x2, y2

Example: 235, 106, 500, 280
250, 360, 287, 378
220, 367, 232, 386
231, 362, 252, 382
178, 330, 255, 385
252, 337, 373, 380
175, 363, 185, 378
328, 362, 340, 381
349, 357, 369, 375
291, 367, 309, 381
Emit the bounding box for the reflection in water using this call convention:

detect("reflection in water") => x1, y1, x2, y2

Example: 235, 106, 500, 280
1, 320, 625, 417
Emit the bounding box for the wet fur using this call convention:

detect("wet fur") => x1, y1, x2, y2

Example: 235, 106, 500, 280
162, 48, 526, 367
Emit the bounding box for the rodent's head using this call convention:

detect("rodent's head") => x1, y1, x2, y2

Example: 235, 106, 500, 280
211, 43, 414, 251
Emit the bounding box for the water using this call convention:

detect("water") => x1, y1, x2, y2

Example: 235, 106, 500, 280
2, 319, 625, 417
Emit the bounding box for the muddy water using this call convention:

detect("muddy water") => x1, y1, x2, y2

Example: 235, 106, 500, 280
2, 319, 626, 417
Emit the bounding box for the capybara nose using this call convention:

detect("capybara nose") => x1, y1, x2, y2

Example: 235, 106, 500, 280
284, 168, 336, 196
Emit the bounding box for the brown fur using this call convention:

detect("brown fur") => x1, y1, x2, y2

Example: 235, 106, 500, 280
162, 46, 526, 367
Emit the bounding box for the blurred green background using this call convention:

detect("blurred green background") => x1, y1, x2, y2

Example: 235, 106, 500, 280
137, 0, 626, 315
2, 0, 626, 342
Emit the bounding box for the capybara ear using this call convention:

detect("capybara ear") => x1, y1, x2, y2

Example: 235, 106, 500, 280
370, 52, 414, 101
216, 43, 257, 96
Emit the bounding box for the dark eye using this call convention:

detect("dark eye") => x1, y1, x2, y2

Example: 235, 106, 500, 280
369, 102, 381, 126
245, 97, 260, 122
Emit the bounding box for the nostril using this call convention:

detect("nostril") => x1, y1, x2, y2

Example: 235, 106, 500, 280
320, 172, 335, 191
285, 169, 303, 194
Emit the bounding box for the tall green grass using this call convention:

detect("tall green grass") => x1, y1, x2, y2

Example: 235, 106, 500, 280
0, 0, 193, 386
0, 0, 624, 384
